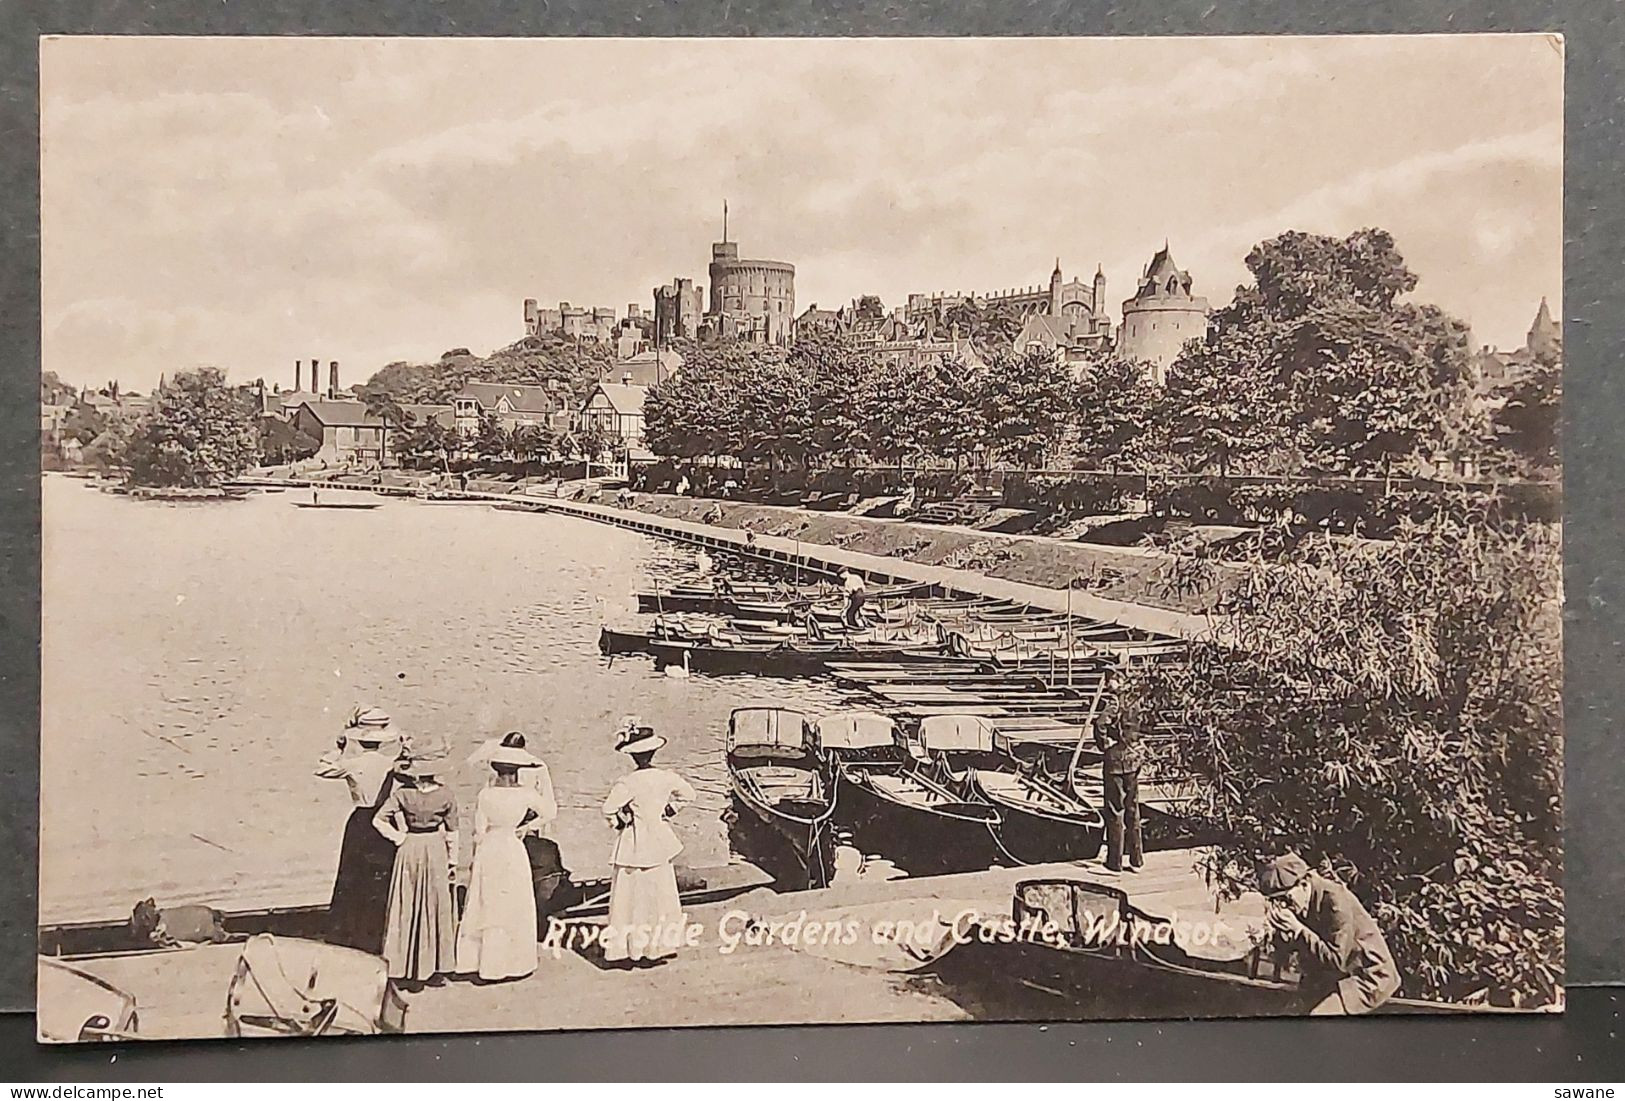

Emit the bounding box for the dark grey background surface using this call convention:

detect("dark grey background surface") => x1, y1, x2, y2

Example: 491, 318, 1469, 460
2, 0, 1619, 1078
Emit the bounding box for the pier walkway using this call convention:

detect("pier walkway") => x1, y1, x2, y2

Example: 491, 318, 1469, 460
527, 496, 1218, 642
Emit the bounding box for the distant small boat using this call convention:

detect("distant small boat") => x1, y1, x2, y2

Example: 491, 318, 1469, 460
293, 500, 382, 510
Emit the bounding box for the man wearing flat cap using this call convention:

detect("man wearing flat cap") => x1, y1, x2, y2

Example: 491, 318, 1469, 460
1094, 702, 1146, 873
1258, 853, 1401, 1015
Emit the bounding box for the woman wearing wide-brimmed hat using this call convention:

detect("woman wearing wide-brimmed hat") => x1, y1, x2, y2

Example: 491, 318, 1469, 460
372, 751, 459, 986
601, 724, 696, 967
455, 744, 556, 981
467, 731, 574, 925
314, 705, 403, 953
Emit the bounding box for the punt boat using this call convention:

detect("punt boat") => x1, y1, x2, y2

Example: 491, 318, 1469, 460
725, 707, 838, 890
931, 877, 1502, 1020
911, 715, 1105, 865
812, 710, 1002, 874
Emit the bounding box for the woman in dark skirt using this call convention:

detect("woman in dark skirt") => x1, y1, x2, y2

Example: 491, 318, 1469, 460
314, 705, 402, 953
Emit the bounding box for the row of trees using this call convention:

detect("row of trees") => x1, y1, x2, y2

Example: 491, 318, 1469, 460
644, 332, 1080, 471
360, 334, 613, 407
642, 229, 1558, 482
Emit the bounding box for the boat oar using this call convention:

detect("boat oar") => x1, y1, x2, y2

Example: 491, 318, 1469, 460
1067, 669, 1112, 802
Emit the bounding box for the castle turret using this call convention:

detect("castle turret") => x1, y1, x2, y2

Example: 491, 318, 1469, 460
1049, 259, 1063, 316
1526, 296, 1561, 359
1118, 244, 1210, 384
1093, 264, 1107, 313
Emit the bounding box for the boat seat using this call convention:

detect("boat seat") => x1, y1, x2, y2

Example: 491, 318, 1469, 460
743, 766, 822, 799
731, 744, 808, 762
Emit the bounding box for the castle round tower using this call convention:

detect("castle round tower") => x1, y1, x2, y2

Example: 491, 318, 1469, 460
1118, 244, 1210, 383
704, 205, 795, 345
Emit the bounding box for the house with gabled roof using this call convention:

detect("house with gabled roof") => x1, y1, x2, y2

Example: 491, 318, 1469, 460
285, 399, 453, 466
577, 379, 653, 476
287, 400, 387, 466
453, 381, 570, 436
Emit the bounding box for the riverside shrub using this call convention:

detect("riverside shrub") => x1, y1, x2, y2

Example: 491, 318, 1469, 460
1130, 506, 1562, 1005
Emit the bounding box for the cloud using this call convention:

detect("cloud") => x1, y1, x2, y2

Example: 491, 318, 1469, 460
39, 36, 1563, 390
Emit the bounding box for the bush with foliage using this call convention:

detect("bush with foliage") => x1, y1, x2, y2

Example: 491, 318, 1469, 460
1128, 505, 1562, 1005
120, 367, 260, 487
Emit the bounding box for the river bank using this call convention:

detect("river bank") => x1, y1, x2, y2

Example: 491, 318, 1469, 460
618, 494, 1236, 616
73, 848, 1271, 1036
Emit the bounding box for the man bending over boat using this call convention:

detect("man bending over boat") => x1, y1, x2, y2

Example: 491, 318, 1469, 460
840, 569, 868, 629
1258, 853, 1400, 1015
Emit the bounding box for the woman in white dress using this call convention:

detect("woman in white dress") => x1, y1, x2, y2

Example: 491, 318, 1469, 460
454, 746, 556, 981
601, 726, 696, 967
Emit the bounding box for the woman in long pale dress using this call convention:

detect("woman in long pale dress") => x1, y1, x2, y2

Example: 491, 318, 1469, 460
455, 746, 556, 981
373, 755, 459, 987
313, 705, 401, 953
601, 727, 696, 967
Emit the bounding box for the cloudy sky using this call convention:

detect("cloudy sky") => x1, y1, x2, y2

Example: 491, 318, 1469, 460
41, 34, 1562, 394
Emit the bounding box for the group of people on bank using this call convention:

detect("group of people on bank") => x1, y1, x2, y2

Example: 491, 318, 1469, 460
318, 701, 1399, 1013
315, 705, 695, 988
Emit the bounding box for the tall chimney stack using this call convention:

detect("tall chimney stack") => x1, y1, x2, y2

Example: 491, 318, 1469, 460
328, 361, 339, 400
308, 359, 319, 393
294, 359, 302, 391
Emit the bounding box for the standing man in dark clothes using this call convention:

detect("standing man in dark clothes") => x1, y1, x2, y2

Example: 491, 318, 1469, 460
1094, 706, 1145, 872
1258, 853, 1401, 1015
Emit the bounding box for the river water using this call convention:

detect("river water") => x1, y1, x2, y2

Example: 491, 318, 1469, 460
40, 476, 847, 923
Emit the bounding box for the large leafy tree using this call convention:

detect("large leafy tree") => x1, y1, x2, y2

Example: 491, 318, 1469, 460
472, 412, 509, 461
1163, 314, 1298, 475
736, 355, 813, 471
122, 367, 260, 487
978, 348, 1074, 468
641, 339, 756, 461
1492, 348, 1561, 476
915, 357, 989, 469
1164, 228, 1480, 476
792, 329, 873, 465
363, 391, 413, 463
1070, 348, 1165, 468
853, 357, 933, 467
392, 416, 454, 470
507, 422, 555, 465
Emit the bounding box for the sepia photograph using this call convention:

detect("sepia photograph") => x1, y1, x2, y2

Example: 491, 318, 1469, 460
36, 33, 1563, 1043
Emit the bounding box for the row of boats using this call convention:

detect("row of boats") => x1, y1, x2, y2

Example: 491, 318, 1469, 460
726, 706, 1166, 889
609, 573, 1195, 888
601, 577, 1186, 677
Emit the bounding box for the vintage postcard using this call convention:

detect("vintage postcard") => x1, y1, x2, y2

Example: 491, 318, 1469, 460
38, 34, 1562, 1041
